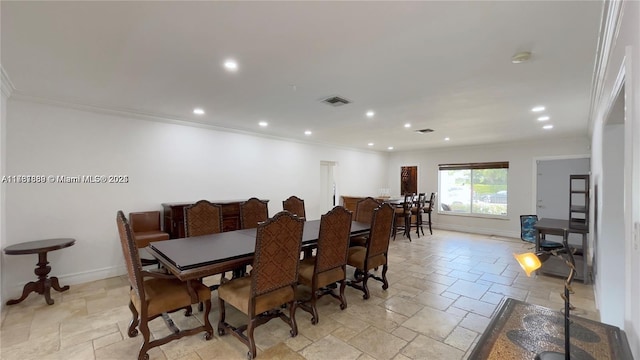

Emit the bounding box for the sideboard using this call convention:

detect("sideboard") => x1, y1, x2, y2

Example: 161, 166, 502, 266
341, 196, 390, 220
161, 199, 269, 238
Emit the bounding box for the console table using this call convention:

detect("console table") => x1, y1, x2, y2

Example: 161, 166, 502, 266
535, 218, 590, 284
4, 238, 75, 305
162, 199, 269, 238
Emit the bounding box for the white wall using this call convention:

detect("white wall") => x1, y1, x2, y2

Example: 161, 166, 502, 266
589, 0, 640, 356
1, 78, 9, 312
387, 138, 589, 238
2, 99, 388, 299
598, 124, 625, 327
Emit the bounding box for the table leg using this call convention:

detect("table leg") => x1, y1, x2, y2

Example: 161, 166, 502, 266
6, 281, 41, 305
5, 251, 70, 306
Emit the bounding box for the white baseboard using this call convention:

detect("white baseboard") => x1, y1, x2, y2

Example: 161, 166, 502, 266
433, 223, 520, 240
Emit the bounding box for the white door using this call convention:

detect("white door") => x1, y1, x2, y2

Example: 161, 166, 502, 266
320, 161, 337, 214
536, 158, 590, 219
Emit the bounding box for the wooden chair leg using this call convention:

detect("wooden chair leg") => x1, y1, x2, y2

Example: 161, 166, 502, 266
289, 300, 299, 337
428, 212, 433, 235
381, 264, 389, 290
128, 300, 140, 337
217, 297, 227, 336
247, 318, 257, 359
339, 280, 347, 310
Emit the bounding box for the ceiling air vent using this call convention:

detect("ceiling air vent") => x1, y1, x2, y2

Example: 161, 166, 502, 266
322, 96, 351, 107
415, 128, 434, 134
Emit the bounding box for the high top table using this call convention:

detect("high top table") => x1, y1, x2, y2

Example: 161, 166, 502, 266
4, 238, 75, 305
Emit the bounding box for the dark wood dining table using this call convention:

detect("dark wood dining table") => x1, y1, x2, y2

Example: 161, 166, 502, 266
146, 219, 370, 282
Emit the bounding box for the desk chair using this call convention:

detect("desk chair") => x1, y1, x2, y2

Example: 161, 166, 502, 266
117, 211, 213, 360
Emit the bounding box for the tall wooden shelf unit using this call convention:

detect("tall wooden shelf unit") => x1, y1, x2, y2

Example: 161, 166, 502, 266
539, 174, 591, 283
569, 174, 590, 231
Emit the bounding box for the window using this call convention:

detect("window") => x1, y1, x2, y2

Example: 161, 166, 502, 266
438, 162, 508, 216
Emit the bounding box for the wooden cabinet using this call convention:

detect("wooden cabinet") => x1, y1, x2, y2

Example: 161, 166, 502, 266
341, 196, 389, 220
162, 199, 268, 238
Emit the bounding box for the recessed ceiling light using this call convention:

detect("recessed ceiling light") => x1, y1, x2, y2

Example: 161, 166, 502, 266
543, 124, 553, 130
387, 146, 394, 150
193, 108, 205, 115
304, 130, 312, 135
444, 137, 450, 141
404, 123, 411, 128
366, 111, 375, 118
511, 51, 532, 64
258, 121, 268, 127
224, 59, 238, 72
537, 116, 550, 121
531, 106, 545, 112
368, 142, 374, 146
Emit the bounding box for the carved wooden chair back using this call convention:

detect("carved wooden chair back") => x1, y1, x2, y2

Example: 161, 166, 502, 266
240, 197, 269, 229
282, 195, 306, 220
184, 200, 223, 237
354, 197, 381, 223
366, 204, 395, 260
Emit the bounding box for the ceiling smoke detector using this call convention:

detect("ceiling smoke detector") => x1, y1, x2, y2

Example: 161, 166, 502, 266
322, 96, 351, 107
511, 51, 532, 64
415, 128, 434, 134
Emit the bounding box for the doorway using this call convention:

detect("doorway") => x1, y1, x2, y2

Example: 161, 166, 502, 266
320, 161, 337, 214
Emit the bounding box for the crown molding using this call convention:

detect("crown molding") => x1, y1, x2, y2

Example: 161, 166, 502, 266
1, 66, 15, 98
9, 92, 382, 155
588, 0, 624, 134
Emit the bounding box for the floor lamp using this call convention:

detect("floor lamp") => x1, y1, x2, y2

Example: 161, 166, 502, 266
514, 235, 576, 360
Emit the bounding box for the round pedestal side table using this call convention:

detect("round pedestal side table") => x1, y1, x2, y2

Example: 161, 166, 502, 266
3, 238, 76, 305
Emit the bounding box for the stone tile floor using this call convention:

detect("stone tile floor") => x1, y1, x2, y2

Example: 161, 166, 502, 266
0, 230, 598, 359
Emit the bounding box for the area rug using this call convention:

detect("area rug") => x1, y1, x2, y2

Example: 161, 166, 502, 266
467, 298, 632, 360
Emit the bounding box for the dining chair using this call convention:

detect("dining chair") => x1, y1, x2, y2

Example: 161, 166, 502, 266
184, 200, 223, 237
239, 197, 269, 229
347, 203, 394, 299
392, 193, 414, 241
282, 195, 306, 220
184, 200, 226, 291
410, 193, 426, 237
297, 206, 352, 324
349, 197, 382, 247
129, 211, 170, 267
116, 211, 213, 360
520, 215, 563, 250
423, 192, 436, 235
217, 211, 304, 359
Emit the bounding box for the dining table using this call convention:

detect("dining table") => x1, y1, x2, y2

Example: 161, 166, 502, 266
146, 219, 370, 283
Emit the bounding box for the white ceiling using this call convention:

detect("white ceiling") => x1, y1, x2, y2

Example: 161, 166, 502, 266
1, 1, 603, 152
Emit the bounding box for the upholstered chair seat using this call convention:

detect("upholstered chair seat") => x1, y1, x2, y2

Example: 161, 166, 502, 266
131, 278, 211, 318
